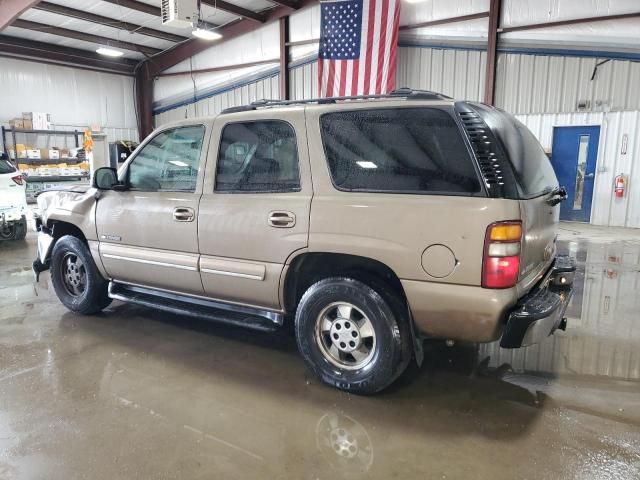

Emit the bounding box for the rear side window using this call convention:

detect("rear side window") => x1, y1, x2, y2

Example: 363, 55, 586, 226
320, 108, 481, 194
474, 105, 558, 198
0, 159, 16, 174
216, 121, 300, 193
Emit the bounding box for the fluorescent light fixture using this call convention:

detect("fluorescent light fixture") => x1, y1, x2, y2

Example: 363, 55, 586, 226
192, 28, 222, 41
356, 161, 377, 169
96, 47, 124, 57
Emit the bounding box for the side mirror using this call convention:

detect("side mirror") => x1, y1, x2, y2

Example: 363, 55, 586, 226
93, 167, 119, 190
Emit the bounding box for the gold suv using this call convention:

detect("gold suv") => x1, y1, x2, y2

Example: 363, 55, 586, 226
33, 90, 575, 394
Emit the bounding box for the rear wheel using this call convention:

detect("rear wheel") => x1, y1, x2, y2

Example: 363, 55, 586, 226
295, 277, 412, 394
50, 235, 111, 314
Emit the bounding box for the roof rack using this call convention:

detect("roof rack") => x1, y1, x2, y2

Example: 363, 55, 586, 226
220, 88, 452, 114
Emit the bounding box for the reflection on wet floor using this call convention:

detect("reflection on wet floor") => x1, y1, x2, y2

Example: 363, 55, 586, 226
1, 228, 640, 479
480, 238, 640, 381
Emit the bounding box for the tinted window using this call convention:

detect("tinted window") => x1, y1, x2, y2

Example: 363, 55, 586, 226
128, 125, 205, 192
474, 105, 558, 197
320, 108, 481, 194
0, 159, 16, 174
216, 121, 300, 193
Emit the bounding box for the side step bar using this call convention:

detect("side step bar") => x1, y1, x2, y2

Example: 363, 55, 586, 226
108, 282, 283, 332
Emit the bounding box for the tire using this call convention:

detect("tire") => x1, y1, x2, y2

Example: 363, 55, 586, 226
295, 277, 412, 395
15, 216, 27, 240
50, 235, 112, 315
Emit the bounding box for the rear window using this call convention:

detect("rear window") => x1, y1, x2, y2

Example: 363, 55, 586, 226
473, 105, 558, 198
320, 108, 481, 194
0, 159, 16, 174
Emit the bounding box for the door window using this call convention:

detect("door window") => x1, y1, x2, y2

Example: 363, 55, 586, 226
215, 121, 300, 193
127, 125, 205, 192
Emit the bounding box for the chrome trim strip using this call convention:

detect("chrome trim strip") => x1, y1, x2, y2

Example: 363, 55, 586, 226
200, 268, 263, 281
102, 253, 197, 271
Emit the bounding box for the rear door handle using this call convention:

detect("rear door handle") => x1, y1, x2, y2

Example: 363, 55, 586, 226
173, 207, 195, 222
268, 211, 296, 228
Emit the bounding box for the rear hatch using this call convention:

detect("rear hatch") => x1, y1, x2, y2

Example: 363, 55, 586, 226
459, 103, 560, 295
0, 159, 26, 209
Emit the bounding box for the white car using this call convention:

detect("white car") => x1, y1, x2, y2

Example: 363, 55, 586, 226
0, 157, 28, 241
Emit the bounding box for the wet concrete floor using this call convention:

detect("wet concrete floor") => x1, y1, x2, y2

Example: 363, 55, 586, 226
1, 224, 639, 479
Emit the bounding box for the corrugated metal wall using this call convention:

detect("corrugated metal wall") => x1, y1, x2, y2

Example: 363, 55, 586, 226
154, 74, 280, 126
516, 111, 640, 229
0, 57, 138, 142
396, 46, 486, 101
290, 61, 318, 100
496, 53, 640, 114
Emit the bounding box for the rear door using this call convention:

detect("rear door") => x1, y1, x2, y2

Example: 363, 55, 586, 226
197, 110, 312, 310
96, 124, 208, 295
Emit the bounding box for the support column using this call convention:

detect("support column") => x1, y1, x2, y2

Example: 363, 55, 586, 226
135, 62, 154, 140
279, 16, 290, 100
484, 0, 501, 105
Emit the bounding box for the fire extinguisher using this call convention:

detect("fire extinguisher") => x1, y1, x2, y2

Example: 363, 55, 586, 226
614, 174, 625, 198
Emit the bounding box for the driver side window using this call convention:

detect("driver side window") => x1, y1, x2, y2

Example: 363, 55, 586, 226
128, 125, 205, 192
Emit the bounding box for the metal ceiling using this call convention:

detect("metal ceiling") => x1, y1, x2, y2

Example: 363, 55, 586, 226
0, 0, 297, 72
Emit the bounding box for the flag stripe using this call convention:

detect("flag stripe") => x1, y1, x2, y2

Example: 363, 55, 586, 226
376, 0, 389, 94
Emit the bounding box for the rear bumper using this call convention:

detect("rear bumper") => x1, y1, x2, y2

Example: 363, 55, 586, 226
500, 255, 576, 348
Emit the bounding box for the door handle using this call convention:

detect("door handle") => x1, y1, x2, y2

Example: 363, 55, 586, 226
173, 207, 195, 222
268, 211, 296, 228
584, 172, 595, 179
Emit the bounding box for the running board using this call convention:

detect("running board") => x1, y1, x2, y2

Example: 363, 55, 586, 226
108, 282, 283, 332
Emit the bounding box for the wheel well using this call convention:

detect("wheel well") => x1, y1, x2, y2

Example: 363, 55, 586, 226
50, 221, 88, 245
284, 253, 407, 315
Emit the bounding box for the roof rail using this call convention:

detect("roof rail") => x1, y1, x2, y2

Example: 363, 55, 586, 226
220, 88, 452, 114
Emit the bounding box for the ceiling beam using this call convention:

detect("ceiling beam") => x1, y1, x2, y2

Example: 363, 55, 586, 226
32, 1, 187, 43
270, 0, 300, 9
500, 11, 640, 33
12, 19, 161, 56
200, 0, 265, 23
0, 0, 41, 29
99, 0, 159, 17
400, 12, 489, 31
0, 34, 137, 74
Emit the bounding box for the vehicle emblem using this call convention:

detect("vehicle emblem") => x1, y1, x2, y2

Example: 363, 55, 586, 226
543, 245, 552, 261
101, 234, 122, 242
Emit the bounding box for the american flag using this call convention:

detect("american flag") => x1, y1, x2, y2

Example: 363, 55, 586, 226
318, 0, 401, 97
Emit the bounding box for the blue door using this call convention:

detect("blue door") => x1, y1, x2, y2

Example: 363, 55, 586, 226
551, 126, 600, 222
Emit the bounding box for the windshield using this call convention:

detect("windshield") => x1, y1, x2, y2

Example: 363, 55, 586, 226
472, 104, 558, 198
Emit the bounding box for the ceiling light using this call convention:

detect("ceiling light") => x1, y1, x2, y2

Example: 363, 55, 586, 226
192, 28, 222, 41
96, 47, 124, 57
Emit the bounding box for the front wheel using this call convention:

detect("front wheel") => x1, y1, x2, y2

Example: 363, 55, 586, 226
295, 277, 412, 394
50, 235, 112, 314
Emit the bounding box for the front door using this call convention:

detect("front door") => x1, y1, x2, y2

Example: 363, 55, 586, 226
197, 111, 312, 310
551, 126, 600, 222
96, 124, 209, 295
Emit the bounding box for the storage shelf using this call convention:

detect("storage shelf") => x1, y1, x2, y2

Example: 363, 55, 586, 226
25, 175, 88, 183
13, 157, 85, 164
6, 128, 80, 136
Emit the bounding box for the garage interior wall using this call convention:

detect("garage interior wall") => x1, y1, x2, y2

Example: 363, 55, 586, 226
151, 0, 640, 229
0, 57, 139, 142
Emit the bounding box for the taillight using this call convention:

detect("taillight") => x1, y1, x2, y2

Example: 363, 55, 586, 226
482, 221, 522, 289
11, 175, 23, 186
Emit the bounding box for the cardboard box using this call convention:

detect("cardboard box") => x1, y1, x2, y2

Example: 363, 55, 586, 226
39, 149, 50, 160
22, 112, 51, 130
49, 149, 60, 160
22, 119, 33, 130
26, 149, 41, 159
9, 118, 25, 129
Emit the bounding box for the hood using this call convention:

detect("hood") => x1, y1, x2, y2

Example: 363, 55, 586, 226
37, 186, 96, 225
